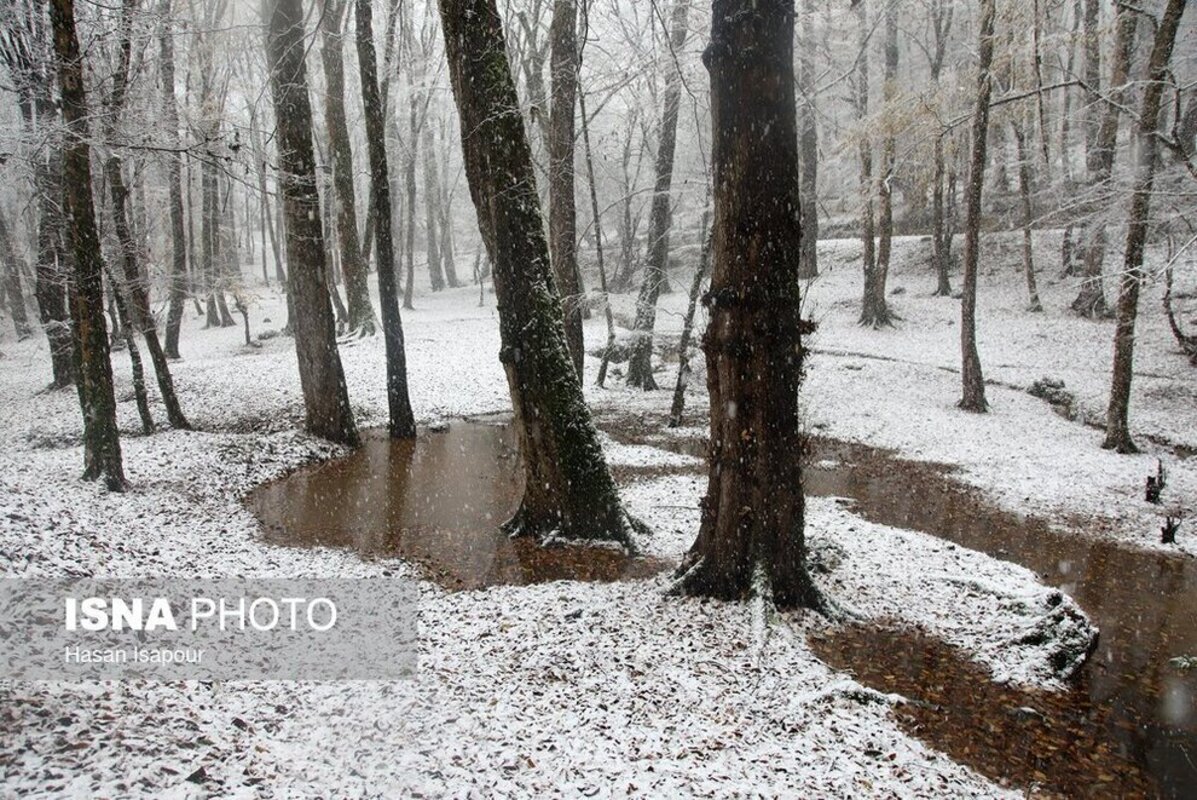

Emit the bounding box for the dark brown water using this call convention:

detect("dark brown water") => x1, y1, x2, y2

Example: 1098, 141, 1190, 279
250, 416, 1195, 796
645, 429, 1197, 798
247, 420, 664, 590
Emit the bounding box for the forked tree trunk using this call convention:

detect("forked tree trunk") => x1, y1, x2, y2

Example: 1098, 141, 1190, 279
161, 0, 188, 360
1071, 5, 1135, 318
1103, 0, 1185, 454
265, 0, 358, 446
675, 0, 815, 609
548, 0, 585, 378
355, 0, 415, 439
438, 0, 636, 545
320, 0, 376, 336
959, 0, 997, 413
626, 0, 690, 389
49, 0, 126, 489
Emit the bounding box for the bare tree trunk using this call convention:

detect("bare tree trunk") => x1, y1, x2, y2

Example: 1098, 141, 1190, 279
796, 0, 818, 280
1071, 5, 1135, 318
421, 126, 446, 293
855, 0, 887, 327
0, 207, 33, 339
874, 0, 898, 306
675, 0, 814, 609
579, 86, 617, 388
106, 267, 154, 434
1103, 0, 1184, 454
161, 0, 188, 360
548, 0, 585, 377
668, 202, 711, 428
626, 0, 690, 389
35, 154, 75, 387
104, 0, 190, 430
355, 0, 415, 438
438, 0, 636, 544
958, 0, 997, 413
320, 0, 376, 336
928, 0, 954, 296
49, 0, 126, 489
265, 0, 358, 446
1011, 120, 1042, 312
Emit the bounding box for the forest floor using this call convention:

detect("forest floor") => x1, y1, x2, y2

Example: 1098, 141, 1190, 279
0, 232, 1192, 797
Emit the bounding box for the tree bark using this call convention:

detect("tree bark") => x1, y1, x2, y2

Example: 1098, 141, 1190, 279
796, 0, 818, 280
438, 0, 636, 544
1071, 5, 1135, 318
1103, 0, 1185, 454
49, 0, 126, 489
355, 0, 416, 439
855, 0, 887, 327
320, 0, 376, 336
104, 0, 190, 430
161, 0, 189, 360
873, 0, 898, 310
1011, 120, 1043, 312
0, 207, 34, 340
265, 0, 359, 446
675, 0, 814, 609
579, 87, 617, 388
958, 0, 997, 413
626, 0, 690, 389
668, 202, 711, 428
548, 0, 585, 378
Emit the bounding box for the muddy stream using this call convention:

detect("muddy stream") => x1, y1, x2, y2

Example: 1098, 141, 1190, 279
248, 417, 1195, 798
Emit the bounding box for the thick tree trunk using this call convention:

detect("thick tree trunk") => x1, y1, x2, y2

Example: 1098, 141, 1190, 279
34, 154, 75, 388
1071, 5, 1135, 318
959, 0, 997, 413
49, 0, 126, 489
855, 0, 887, 327
438, 0, 635, 545
626, 0, 690, 389
0, 207, 34, 339
161, 0, 188, 360
265, 0, 358, 446
1103, 0, 1184, 454
355, 0, 415, 439
320, 0, 376, 336
796, 0, 818, 280
548, 0, 584, 378
675, 0, 814, 609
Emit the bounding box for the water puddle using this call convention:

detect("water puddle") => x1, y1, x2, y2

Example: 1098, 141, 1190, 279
251, 414, 1194, 795
247, 419, 665, 590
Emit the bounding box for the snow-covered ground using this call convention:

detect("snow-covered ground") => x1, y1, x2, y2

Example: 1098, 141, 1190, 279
0, 231, 1186, 797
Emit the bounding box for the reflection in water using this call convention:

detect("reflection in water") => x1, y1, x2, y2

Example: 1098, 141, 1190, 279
247, 420, 665, 590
